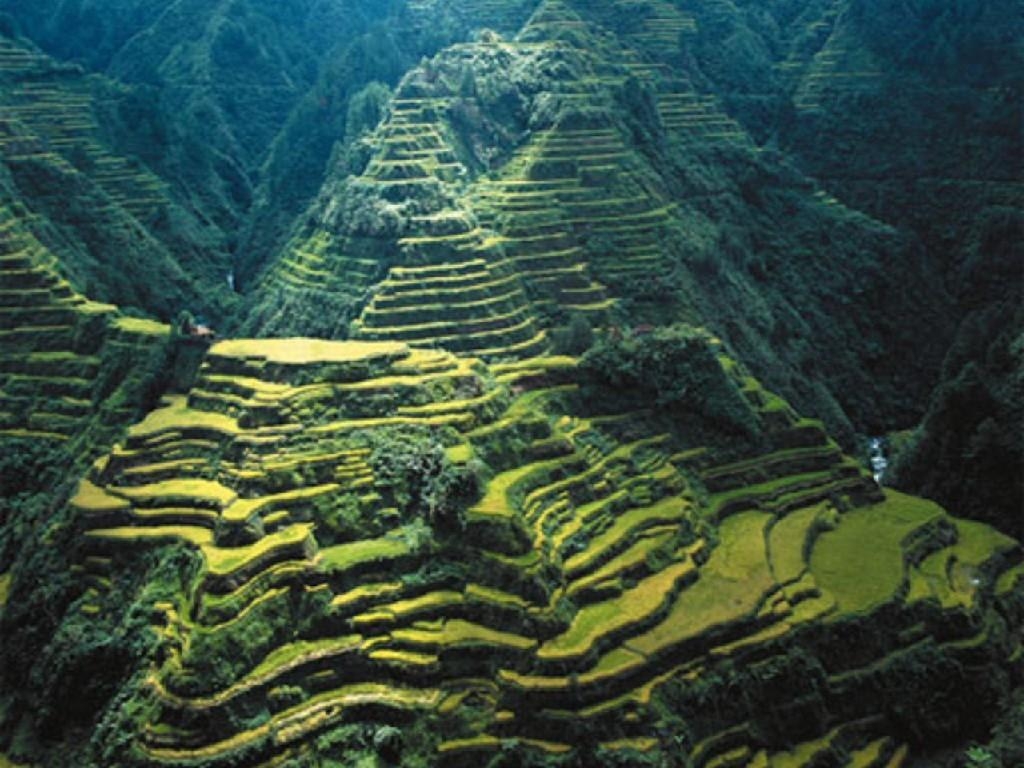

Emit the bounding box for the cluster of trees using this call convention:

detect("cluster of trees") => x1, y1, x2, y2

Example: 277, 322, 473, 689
367, 427, 486, 531
580, 324, 762, 439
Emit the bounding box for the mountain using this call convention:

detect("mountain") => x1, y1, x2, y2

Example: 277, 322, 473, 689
0, 2, 1020, 767
0, 34, 230, 319
245, 2, 954, 446
672, 0, 1024, 537
0, 0, 546, 290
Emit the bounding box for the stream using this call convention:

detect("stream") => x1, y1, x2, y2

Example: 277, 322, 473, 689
868, 437, 888, 484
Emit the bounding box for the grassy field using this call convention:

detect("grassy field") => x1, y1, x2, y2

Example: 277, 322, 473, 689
210, 339, 407, 364
811, 491, 946, 616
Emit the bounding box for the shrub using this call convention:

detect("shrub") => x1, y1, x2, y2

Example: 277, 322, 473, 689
373, 725, 403, 762
580, 325, 761, 437
551, 313, 595, 355
368, 428, 487, 530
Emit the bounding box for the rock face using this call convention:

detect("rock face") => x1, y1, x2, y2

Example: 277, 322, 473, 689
0, 2, 1020, 767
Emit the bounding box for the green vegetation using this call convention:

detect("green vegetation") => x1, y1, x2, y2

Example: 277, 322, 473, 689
47, 332, 992, 767
0, 2, 1020, 767
319, 535, 412, 575
769, 503, 831, 585
128, 396, 240, 439
629, 511, 775, 657
538, 560, 692, 662
210, 338, 408, 366
50, 323, 1006, 765
581, 325, 762, 437
811, 491, 947, 616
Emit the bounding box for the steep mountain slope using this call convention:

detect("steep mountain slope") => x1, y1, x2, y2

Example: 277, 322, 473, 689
0, 35, 230, 319
1, 0, 378, 234
0, 200, 174, 565
890, 253, 1024, 540
666, 0, 1023, 533
0, 0, 548, 289
248, 0, 951, 445
0, 34, 230, 601
3, 334, 1020, 766
238, 0, 544, 284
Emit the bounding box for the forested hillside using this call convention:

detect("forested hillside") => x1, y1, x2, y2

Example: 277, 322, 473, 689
0, 2, 1020, 767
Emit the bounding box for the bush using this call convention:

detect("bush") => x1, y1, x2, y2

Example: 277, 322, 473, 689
373, 725, 403, 762
550, 313, 595, 355
580, 325, 761, 437
368, 428, 487, 530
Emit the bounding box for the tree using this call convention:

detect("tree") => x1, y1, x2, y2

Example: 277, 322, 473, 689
551, 313, 594, 355
581, 324, 761, 437
368, 428, 485, 529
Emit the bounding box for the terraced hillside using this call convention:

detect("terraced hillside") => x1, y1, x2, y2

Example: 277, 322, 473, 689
665, 0, 1023, 533
248, 0, 952, 453
248, 85, 547, 356
407, 0, 540, 34
0, 34, 229, 318
0, 203, 169, 450
743, 0, 882, 113
58, 334, 1023, 766
0, 2, 1020, 767
249, 0, 740, 340
249, 8, 631, 346
0, 38, 168, 221
580, 0, 752, 148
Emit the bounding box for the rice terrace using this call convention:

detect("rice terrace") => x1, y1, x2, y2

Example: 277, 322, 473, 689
0, 2, 1020, 767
